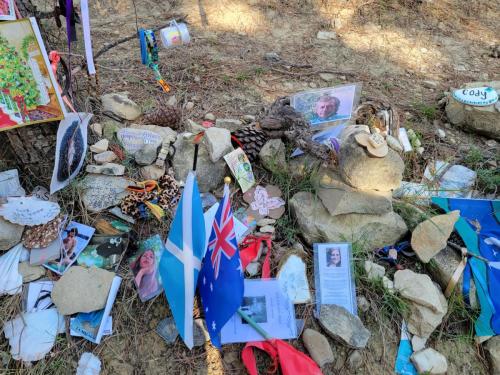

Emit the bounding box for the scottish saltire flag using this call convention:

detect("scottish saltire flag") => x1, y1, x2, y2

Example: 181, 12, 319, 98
160, 171, 205, 349
199, 183, 244, 348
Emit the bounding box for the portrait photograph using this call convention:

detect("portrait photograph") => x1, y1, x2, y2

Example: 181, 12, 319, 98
291, 84, 357, 127
0, 0, 15, 21
0, 18, 66, 131
240, 296, 267, 324
129, 234, 164, 302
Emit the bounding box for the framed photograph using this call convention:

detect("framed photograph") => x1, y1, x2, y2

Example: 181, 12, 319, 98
0, 0, 15, 21
314, 242, 357, 315
43, 221, 95, 275
129, 234, 165, 302
291, 84, 360, 128
0, 18, 66, 131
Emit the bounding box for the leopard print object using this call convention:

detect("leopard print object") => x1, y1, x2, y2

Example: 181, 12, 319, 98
120, 172, 181, 219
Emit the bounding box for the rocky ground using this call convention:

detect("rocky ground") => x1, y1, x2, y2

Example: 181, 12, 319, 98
0, 0, 499, 374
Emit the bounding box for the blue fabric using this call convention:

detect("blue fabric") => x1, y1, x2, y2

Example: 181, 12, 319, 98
199, 185, 244, 348
432, 197, 500, 337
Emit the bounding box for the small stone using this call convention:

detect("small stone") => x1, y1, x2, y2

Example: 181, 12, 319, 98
215, 118, 244, 132
134, 144, 159, 166
277, 254, 311, 303
102, 120, 125, 139
364, 261, 385, 280
302, 329, 334, 367
357, 296, 370, 312
411, 348, 448, 374
318, 304, 371, 349
485, 139, 497, 148
436, 129, 446, 139
184, 102, 194, 111
185, 119, 206, 133
382, 276, 394, 293
411, 210, 460, 263
18, 262, 45, 282
52, 266, 115, 315
86, 163, 125, 176
348, 350, 363, 370
257, 218, 276, 227
319, 73, 336, 82
0, 217, 24, 250
412, 336, 427, 352
264, 52, 280, 62
89, 122, 103, 137
204, 113, 216, 121
90, 139, 109, 153
485, 336, 500, 374
416, 147, 425, 155
203, 127, 233, 162
166, 95, 177, 106
423, 80, 439, 89
242, 114, 256, 123
394, 270, 446, 314
386, 135, 403, 152
94, 151, 117, 164
101, 92, 142, 121
259, 225, 275, 233
246, 262, 261, 276
316, 30, 337, 40
259, 139, 287, 173
140, 165, 165, 180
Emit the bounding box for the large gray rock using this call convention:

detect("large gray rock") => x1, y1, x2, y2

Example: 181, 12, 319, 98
484, 336, 500, 375
394, 270, 446, 314
339, 133, 405, 191
52, 266, 115, 315
172, 134, 226, 192
411, 211, 460, 263
290, 192, 407, 250
302, 328, 334, 367
318, 304, 371, 349
446, 81, 500, 139
259, 139, 287, 173
0, 217, 24, 250
80, 174, 130, 212
315, 169, 392, 216
411, 348, 448, 374
101, 92, 141, 120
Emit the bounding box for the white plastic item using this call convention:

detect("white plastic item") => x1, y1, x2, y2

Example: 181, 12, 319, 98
3, 308, 65, 362
160, 20, 190, 48
0, 196, 60, 225
0, 243, 23, 295
76, 352, 102, 375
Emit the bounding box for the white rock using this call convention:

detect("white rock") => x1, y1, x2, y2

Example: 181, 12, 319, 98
382, 276, 394, 293
86, 163, 125, 176
140, 165, 165, 180
204, 113, 216, 121
436, 129, 446, 139
76, 352, 102, 375
364, 261, 385, 280
94, 151, 117, 164
412, 336, 427, 352
166, 95, 177, 106
257, 218, 276, 227
81, 175, 129, 212
319, 73, 336, 82
423, 80, 439, 89
184, 102, 194, 111
386, 135, 403, 152
90, 139, 109, 153
394, 270, 445, 314
242, 114, 256, 123
316, 30, 337, 40
203, 127, 233, 162
259, 225, 275, 233
411, 348, 448, 374
89, 123, 103, 137
246, 262, 261, 276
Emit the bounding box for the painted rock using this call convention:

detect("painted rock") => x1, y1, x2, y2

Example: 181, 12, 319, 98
452, 86, 498, 107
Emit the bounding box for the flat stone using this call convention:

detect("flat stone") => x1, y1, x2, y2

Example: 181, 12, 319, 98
184, 102, 194, 110
101, 92, 142, 121
318, 304, 371, 349
259, 225, 275, 233
172, 134, 226, 192
129, 124, 177, 145
339, 133, 405, 191
102, 119, 126, 139
407, 292, 447, 338
484, 336, 500, 375
316, 169, 392, 216
90, 139, 109, 153
257, 218, 276, 227
117, 128, 163, 156
302, 329, 334, 367
0, 217, 24, 250
86, 163, 125, 176
52, 266, 115, 315
140, 165, 165, 180
277, 254, 311, 304
382, 276, 394, 293
80, 175, 130, 212
386, 135, 403, 152
412, 336, 427, 352
94, 151, 117, 164
348, 350, 363, 370
411, 211, 459, 263
203, 127, 233, 162
423, 80, 439, 89
18, 262, 46, 282
215, 118, 244, 132
89, 122, 103, 137
134, 144, 159, 166
394, 270, 446, 314
319, 73, 336, 82
411, 348, 448, 374
364, 260, 385, 280
316, 30, 337, 40
242, 114, 256, 123
290, 191, 407, 250
357, 296, 370, 312
259, 139, 287, 173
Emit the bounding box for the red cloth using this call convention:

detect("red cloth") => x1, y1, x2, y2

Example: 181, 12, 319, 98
239, 235, 272, 279
242, 339, 323, 375
0, 107, 17, 127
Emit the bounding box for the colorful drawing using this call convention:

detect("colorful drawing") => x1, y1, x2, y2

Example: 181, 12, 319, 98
0, 18, 65, 131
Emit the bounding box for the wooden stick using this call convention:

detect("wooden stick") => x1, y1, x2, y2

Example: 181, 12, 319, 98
237, 309, 271, 340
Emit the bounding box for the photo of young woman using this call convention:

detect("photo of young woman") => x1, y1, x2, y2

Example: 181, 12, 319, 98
130, 249, 161, 301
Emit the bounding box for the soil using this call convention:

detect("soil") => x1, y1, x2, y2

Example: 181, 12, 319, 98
0, 0, 499, 374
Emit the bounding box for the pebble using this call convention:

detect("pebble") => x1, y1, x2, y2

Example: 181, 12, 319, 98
242, 114, 256, 123
348, 350, 363, 370
86, 163, 125, 176
94, 151, 117, 164
140, 165, 165, 180
386, 135, 403, 152
423, 80, 439, 89
357, 296, 370, 312
302, 329, 334, 367
316, 31, 337, 40
412, 336, 427, 352
184, 102, 194, 111
90, 139, 109, 153
364, 260, 385, 280
259, 225, 275, 233
204, 113, 216, 121
436, 129, 446, 139
166, 95, 177, 106
411, 348, 448, 374
319, 73, 336, 82
416, 147, 425, 155
89, 123, 103, 137
257, 218, 276, 227
486, 139, 497, 148
246, 262, 261, 276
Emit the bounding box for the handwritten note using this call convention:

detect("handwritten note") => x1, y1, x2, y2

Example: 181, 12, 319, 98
0, 197, 60, 225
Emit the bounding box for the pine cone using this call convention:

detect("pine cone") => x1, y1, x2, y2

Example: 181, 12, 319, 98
144, 106, 181, 129
231, 125, 268, 162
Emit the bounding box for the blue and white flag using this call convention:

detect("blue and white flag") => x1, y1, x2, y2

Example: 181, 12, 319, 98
199, 183, 244, 348
160, 171, 205, 349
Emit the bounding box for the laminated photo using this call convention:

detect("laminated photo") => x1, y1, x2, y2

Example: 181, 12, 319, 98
43, 221, 95, 275
78, 233, 130, 271
291, 84, 359, 127
0, 18, 66, 131
0, 0, 15, 21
